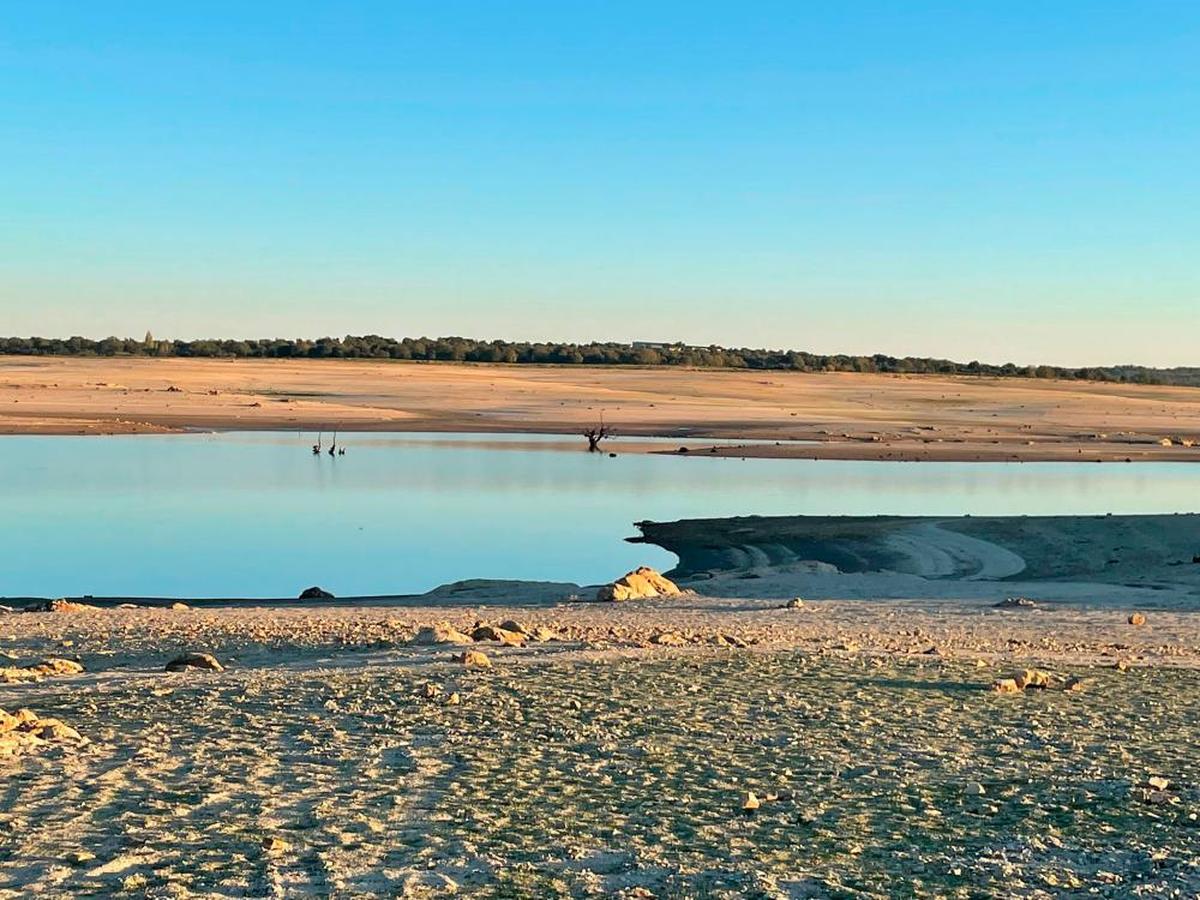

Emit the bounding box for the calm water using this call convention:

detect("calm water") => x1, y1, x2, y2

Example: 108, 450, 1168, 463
2, 432, 1199, 598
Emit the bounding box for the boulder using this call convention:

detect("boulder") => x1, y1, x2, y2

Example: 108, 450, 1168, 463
164, 652, 225, 673
298, 586, 335, 600
784, 597, 805, 610
169, 602, 191, 611
412, 623, 473, 645
457, 650, 491, 668
1128, 612, 1147, 626
595, 567, 682, 602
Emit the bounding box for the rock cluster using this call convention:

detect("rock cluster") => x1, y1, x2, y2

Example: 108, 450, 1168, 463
470, 624, 525, 646
990, 668, 1084, 694
411, 619, 560, 649
23, 598, 96, 614
595, 567, 682, 602
1136, 775, 1178, 806
0, 707, 85, 759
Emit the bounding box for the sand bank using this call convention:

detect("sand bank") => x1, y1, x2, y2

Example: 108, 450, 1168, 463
3, 356, 1200, 461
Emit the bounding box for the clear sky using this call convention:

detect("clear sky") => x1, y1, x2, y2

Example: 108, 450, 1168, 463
2, 2, 1196, 366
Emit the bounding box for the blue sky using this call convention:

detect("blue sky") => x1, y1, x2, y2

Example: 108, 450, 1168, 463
2, 2, 1196, 365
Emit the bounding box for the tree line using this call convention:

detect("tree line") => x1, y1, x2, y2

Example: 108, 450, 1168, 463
0, 334, 1195, 385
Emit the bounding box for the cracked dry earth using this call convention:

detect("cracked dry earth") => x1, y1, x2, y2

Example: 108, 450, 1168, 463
1, 605, 1199, 898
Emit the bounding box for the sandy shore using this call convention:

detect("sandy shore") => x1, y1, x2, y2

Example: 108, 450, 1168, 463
2, 589, 1199, 896
4, 356, 1200, 461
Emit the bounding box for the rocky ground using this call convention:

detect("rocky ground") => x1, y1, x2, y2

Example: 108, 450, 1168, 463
1, 595, 1199, 897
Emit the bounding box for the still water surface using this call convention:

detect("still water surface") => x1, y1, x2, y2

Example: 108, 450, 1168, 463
2, 432, 1198, 598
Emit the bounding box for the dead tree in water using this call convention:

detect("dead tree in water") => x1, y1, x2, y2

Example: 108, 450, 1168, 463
583, 419, 612, 453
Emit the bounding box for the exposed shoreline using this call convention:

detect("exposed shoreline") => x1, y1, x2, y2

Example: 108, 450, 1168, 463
633, 512, 1200, 607
3, 356, 1200, 461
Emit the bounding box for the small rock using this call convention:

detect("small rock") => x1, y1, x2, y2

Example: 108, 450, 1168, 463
36, 720, 84, 742
1128, 612, 1147, 626
457, 650, 491, 668
991, 678, 1021, 694
1147, 775, 1170, 790
785, 597, 805, 610
650, 631, 687, 647
742, 792, 761, 814
164, 652, 224, 673
964, 781, 986, 796
445, 692, 461, 706
412, 623, 473, 645
994, 597, 1038, 610
169, 602, 190, 611
262, 836, 291, 852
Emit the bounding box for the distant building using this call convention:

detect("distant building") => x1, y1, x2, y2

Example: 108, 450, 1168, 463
631, 340, 688, 351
